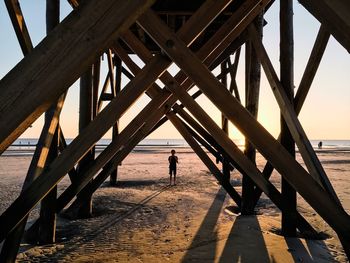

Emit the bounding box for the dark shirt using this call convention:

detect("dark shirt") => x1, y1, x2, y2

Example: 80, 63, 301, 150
168, 155, 178, 170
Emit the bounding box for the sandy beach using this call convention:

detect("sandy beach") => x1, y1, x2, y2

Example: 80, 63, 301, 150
0, 146, 349, 262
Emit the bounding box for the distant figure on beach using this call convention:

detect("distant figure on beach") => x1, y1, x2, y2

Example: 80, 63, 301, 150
318, 141, 323, 149
168, 149, 178, 185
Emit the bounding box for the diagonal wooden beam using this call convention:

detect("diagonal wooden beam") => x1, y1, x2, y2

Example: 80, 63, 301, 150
167, 112, 242, 207
0, 54, 169, 242
242, 13, 263, 215
1, 0, 62, 257
57, 0, 238, 210
253, 24, 331, 206
119, 0, 271, 139
5, 0, 33, 55
294, 25, 330, 114
180, 120, 226, 167
248, 24, 341, 206
0, 0, 232, 240
137, 9, 350, 246
0, 95, 65, 260
124, 28, 316, 233
147, 90, 203, 137
298, 0, 350, 53
0, 0, 156, 153
57, 92, 173, 212
36, 0, 271, 221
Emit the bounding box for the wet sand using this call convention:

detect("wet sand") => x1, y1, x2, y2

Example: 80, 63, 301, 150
0, 147, 349, 262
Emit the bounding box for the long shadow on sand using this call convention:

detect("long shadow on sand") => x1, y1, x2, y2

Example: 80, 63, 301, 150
285, 237, 336, 262
101, 179, 158, 188
19, 185, 171, 262
219, 216, 336, 262
181, 187, 227, 262
219, 215, 270, 263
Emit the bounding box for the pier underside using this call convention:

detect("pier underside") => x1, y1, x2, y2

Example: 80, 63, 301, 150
0, 0, 349, 261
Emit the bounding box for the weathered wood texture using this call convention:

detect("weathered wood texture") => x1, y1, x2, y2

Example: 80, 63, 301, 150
110, 55, 122, 185
123, 27, 315, 234
0, 0, 156, 154
0, 0, 62, 259
253, 24, 331, 206
138, 10, 350, 245
167, 112, 242, 206
57, 0, 260, 212
4, 0, 33, 55
242, 14, 262, 215
279, 0, 297, 236
0, 0, 230, 240
38, 0, 61, 244
248, 25, 341, 206
75, 66, 95, 218
220, 62, 231, 181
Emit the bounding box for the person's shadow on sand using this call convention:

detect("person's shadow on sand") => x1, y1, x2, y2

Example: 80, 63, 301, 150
181, 186, 337, 263
218, 215, 270, 263
181, 187, 227, 262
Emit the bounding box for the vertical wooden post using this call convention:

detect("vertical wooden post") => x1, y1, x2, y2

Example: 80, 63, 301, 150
220, 60, 231, 181
242, 14, 263, 215
110, 56, 122, 185
280, 0, 297, 236
76, 66, 94, 218
38, 0, 60, 244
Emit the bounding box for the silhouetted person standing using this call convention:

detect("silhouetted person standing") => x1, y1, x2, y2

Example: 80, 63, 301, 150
318, 141, 323, 149
168, 149, 178, 185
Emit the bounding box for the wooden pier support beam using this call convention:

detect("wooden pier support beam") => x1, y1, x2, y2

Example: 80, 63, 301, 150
280, 0, 297, 236
110, 56, 122, 186
138, 9, 350, 249
248, 24, 342, 206
252, 24, 331, 206
37, 0, 60, 244
75, 66, 95, 218
220, 61, 231, 181
167, 112, 241, 207
0, 0, 156, 153
242, 14, 263, 215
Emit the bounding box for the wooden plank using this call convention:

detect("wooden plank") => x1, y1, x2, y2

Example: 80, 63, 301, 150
55, 0, 235, 212
38, 0, 61, 244
53, 0, 269, 218
138, 9, 350, 243
279, 0, 297, 236
75, 66, 94, 218
56, 91, 172, 212
110, 56, 122, 185
123, 30, 315, 233
0, 0, 156, 154
167, 112, 242, 207
0, 0, 61, 258
220, 61, 231, 181
199, 0, 271, 66
4, 0, 33, 55
294, 25, 330, 114
253, 24, 331, 206
0, 95, 65, 259
242, 14, 263, 215
228, 48, 242, 102
298, 0, 350, 53
174, 105, 236, 171
248, 25, 342, 206
147, 90, 203, 136
181, 121, 225, 166
0, 55, 169, 241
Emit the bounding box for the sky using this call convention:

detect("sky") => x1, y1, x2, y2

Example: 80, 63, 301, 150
0, 1, 349, 140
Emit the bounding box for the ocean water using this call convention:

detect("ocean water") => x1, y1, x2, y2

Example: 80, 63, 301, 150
3, 138, 350, 156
